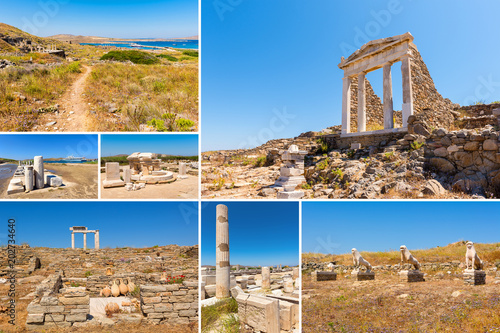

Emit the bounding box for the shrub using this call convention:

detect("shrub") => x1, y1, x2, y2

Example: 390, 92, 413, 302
146, 113, 195, 132
254, 156, 267, 167
156, 54, 178, 61
100, 50, 160, 65
84, 271, 93, 277
181, 49, 198, 57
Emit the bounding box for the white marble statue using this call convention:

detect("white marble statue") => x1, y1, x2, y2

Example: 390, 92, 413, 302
400, 245, 421, 270
351, 248, 372, 272
465, 241, 483, 270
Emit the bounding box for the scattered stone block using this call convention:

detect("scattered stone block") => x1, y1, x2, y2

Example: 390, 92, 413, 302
399, 270, 425, 282
312, 271, 337, 282
351, 270, 375, 281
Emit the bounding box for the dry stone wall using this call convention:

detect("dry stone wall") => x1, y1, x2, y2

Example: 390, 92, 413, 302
140, 281, 198, 324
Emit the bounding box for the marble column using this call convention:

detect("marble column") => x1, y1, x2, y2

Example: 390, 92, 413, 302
33, 156, 44, 189
216, 204, 230, 299
293, 267, 299, 280
401, 56, 414, 127
124, 168, 131, 183
383, 63, 394, 129
357, 72, 366, 132
71, 233, 75, 249
95, 230, 100, 250
24, 166, 34, 192
179, 162, 187, 179
341, 76, 352, 134
83, 233, 87, 250
262, 267, 271, 289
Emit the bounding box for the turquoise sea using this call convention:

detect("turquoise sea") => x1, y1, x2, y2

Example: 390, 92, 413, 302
81, 40, 198, 50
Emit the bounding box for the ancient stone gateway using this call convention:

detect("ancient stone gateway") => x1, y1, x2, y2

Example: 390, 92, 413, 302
70, 226, 100, 250
338, 32, 414, 137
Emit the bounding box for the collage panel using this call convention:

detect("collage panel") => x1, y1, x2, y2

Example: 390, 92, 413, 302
1, 201, 199, 331
302, 201, 500, 332
200, 201, 300, 332
201, 1, 500, 201
0, 1, 198, 132
100, 134, 199, 199
0, 134, 98, 199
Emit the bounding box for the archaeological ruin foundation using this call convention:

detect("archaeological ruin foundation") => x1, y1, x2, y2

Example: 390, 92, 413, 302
7, 157, 64, 195
201, 204, 300, 332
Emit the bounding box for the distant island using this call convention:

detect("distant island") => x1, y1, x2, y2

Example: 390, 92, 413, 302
48, 34, 199, 44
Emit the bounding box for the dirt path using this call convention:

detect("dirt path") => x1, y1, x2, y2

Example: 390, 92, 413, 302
38, 65, 92, 132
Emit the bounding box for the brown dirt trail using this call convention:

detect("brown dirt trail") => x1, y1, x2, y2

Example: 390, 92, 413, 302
38, 65, 93, 132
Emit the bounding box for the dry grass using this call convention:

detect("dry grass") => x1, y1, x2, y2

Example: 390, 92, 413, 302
303, 274, 500, 333
84, 59, 198, 132
0, 60, 83, 131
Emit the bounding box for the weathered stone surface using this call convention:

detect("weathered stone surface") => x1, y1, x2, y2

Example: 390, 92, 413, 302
422, 179, 445, 196
429, 157, 456, 173
483, 139, 498, 151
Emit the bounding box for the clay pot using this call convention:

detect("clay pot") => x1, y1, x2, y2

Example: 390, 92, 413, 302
127, 279, 136, 293
105, 302, 119, 317
111, 280, 120, 297
119, 278, 128, 295
106, 267, 113, 276
101, 286, 111, 297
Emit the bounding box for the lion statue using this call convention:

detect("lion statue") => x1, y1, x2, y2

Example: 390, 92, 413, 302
465, 241, 483, 270
351, 248, 372, 272
400, 245, 421, 270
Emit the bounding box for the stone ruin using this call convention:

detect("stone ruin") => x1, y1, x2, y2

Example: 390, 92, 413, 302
7, 156, 64, 195
201, 205, 299, 332
103, 152, 195, 191
338, 32, 455, 137
274, 145, 307, 199
0, 33, 66, 58
70, 226, 100, 250
16, 243, 199, 329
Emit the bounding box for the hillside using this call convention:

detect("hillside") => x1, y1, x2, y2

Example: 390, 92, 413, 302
303, 241, 500, 266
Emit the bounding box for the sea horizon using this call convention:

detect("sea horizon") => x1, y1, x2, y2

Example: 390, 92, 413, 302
81, 39, 198, 50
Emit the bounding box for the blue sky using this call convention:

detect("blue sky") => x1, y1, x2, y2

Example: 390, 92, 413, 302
202, 0, 500, 151
303, 202, 500, 255
201, 202, 299, 267
101, 134, 198, 156
0, 134, 98, 160
0, 0, 197, 38
0, 202, 198, 248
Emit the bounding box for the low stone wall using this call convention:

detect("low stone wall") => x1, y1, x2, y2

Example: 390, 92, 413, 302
27, 285, 89, 329
312, 271, 337, 282
324, 131, 407, 150
423, 127, 500, 196
140, 281, 198, 325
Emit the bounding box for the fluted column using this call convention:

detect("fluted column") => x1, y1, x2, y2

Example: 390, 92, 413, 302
216, 204, 230, 299
341, 76, 352, 134
357, 72, 366, 132
83, 233, 87, 250
401, 55, 414, 127
383, 63, 394, 129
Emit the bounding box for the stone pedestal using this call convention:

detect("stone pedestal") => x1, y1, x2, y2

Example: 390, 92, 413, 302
24, 166, 34, 192
351, 270, 375, 281
399, 270, 424, 283
274, 145, 307, 187
103, 162, 125, 188
216, 204, 230, 299
312, 271, 337, 282
292, 267, 299, 280
463, 269, 486, 285
34, 156, 44, 189
178, 162, 188, 179
277, 185, 304, 199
